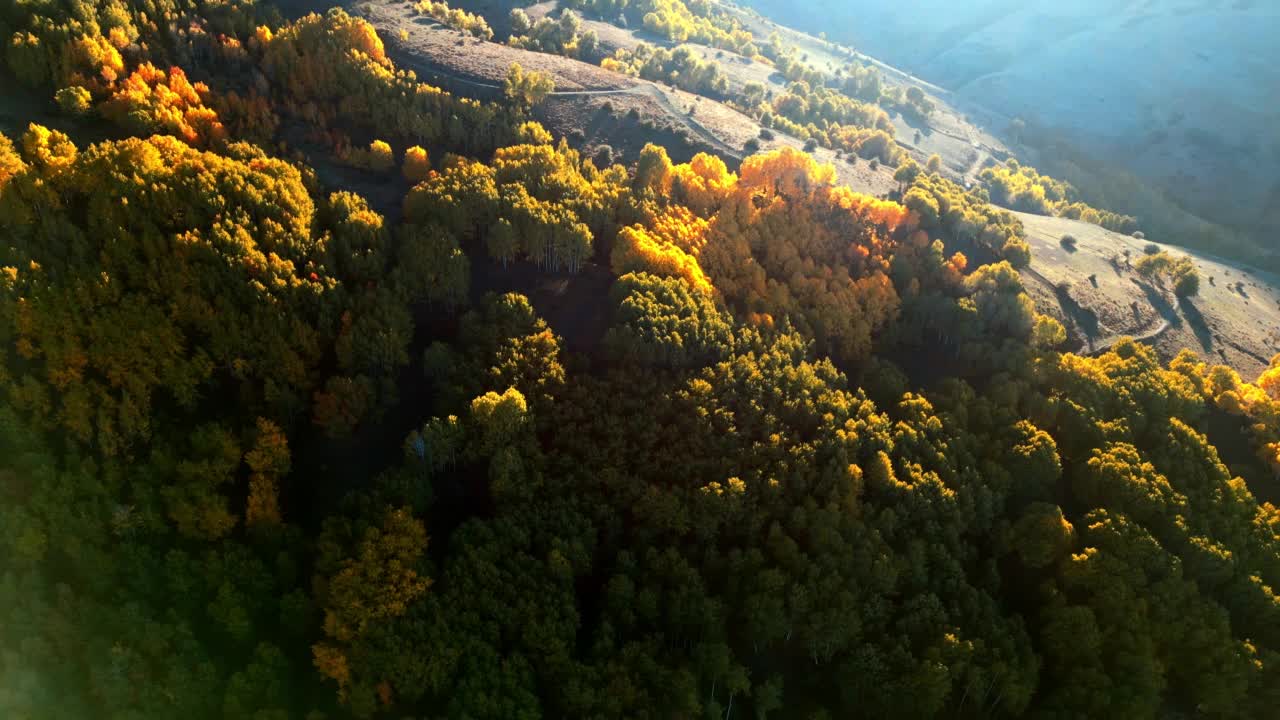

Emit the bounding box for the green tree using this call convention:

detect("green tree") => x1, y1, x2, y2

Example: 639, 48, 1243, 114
603, 272, 733, 369
470, 386, 528, 453
503, 62, 555, 108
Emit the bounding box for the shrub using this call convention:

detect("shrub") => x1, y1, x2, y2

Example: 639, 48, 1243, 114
55, 86, 92, 116
744, 138, 760, 153
869, 158, 879, 170
627, 107, 641, 120
1143, 243, 1160, 255
758, 128, 774, 141
803, 138, 818, 153
516, 121, 553, 144
1002, 237, 1032, 269
1060, 234, 1077, 250
1132, 231, 1146, 239
1174, 268, 1200, 297
593, 144, 614, 167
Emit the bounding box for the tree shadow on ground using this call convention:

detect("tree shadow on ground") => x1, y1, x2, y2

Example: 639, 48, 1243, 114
900, 111, 932, 133
1054, 285, 1100, 339
1134, 279, 1182, 328
1177, 296, 1214, 351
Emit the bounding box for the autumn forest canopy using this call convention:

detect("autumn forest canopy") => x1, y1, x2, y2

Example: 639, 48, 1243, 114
4, 1, 1280, 719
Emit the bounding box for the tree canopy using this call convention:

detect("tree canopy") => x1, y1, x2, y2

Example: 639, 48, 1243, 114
2, 2, 1279, 719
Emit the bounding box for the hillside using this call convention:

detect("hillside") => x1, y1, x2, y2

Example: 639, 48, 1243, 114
350, 0, 1279, 379
741, 0, 1280, 254
1017, 212, 1280, 377
349, 0, 900, 189
4, 1, 1280, 719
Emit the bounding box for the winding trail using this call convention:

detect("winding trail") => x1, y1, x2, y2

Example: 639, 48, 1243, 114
959, 123, 990, 188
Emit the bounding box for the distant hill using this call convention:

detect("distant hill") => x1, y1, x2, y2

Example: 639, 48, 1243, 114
740, 0, 1280, 244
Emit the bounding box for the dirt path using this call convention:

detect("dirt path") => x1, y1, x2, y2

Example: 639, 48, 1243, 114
636, 85, 742, 158
954, 119, 989, 188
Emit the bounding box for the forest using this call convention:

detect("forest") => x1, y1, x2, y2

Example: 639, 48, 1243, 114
2, 1, 1280, 719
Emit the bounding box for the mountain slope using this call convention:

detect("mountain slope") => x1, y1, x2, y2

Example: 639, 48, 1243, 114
741, 0, 1280, 242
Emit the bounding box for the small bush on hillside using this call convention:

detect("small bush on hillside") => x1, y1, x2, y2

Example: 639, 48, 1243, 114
1132, 231, 1146, 240
1060, 235, 1078, 250
744, 138, 760, 153
869, 159, 879, 170
1002, 237, 1032, 269
759, 128, 774, 141
803, 138, 818, 153
593, 145, 614, 167
627, 107, 641, 120
1174, 267, 1200, 297
1144, 243, 1160, 255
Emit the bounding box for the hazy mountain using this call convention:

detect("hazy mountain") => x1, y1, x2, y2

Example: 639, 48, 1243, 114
743, 0, 1280, 237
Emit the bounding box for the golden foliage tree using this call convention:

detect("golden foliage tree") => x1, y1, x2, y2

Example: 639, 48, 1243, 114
245, 417, 290, 526
315, 506, 431, 697
0, 129, 351, 456
402, 145, 430, 183
98, 64, 226, 146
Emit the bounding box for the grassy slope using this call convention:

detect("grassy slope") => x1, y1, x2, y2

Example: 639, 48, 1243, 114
341, 0, 1279, 378
1018, 212, 1280, 378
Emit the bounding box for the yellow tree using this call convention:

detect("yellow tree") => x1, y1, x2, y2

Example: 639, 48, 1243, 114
315, 506, 431, 694
245, 418, 290, 527
402, 145, 430, 182
503, 62, 555, 108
